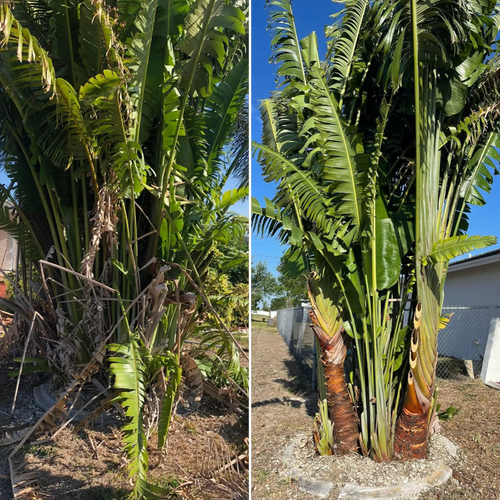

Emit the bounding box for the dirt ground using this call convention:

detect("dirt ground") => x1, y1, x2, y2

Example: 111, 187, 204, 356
0, 360, 248, 500
251, 325, 500, 500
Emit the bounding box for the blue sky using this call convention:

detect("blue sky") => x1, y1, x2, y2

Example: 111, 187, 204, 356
251, 0, 500, 276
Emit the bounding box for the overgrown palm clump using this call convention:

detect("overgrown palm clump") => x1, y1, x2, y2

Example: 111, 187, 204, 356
253, 0, 500, 462
0, 0, 248, 497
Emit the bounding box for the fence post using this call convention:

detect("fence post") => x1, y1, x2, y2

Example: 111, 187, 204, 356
481, 317, 500, 387
297, 307, 307, 356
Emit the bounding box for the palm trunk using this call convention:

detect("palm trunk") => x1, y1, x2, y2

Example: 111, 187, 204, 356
310, 311, 359, 454
394, 372, 431, 459
394, 304, 437, 460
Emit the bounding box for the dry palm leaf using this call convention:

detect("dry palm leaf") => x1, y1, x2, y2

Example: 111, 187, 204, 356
0, 428, 32, 447
9, 350, 104, 457
181, 354, 204, 404
8, 457, 38, 499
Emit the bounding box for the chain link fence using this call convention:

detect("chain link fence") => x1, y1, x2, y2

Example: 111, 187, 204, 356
276, 305, 500, 388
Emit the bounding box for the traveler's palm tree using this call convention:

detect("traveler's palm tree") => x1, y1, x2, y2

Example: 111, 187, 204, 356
0, 0, 248, 496
253, 0, 500, 460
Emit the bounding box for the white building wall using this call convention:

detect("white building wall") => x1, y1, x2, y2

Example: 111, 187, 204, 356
444, 260, 500, 306
439, 261, 500, 361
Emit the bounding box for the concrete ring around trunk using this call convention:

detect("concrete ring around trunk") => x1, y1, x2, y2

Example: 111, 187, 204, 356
281, 435, 456, 499
283, 467, 334, 499
338, 463, 452, 499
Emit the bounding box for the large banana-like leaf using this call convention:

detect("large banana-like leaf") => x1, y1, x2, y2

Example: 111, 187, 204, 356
426, 235, 497, 264
127, 0, 159, 141
179, 0, 245, 97
329, 0, 369, 102
205, 59, 249, 166
267, 0, 306, 87
374, 211, 401, 291
307, 61, 367, 236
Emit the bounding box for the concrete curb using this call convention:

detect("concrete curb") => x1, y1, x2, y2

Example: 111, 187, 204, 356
283, 467, 334, 498
338, 463, 452, 499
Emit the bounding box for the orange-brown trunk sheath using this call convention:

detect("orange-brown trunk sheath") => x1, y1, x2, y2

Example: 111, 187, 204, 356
394, 374, 430, 460
310, 310, 359, 455
322, 353, 360, 454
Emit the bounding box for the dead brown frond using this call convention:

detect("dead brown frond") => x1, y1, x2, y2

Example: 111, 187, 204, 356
192, 436, 249, 500
0, 428, 32, 447
8, 456, 39, 500
81, 186, 117, 279
181, 354, 204, 407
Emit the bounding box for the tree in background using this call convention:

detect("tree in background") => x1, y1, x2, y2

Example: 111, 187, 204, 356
207, 237, 249, 327
273, 260, 307, 308
251, 261, 277, 310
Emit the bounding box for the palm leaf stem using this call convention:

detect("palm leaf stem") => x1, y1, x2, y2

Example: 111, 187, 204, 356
157, 0, 217, 227
133, 0, 159, 142
80, 174, 89, 254
411, 0, 422, 283
62, 0, 77, 86
70, 166, 82, 266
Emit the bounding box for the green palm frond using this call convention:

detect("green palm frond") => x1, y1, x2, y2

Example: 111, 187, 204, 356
307, 62, 367, 236
426, 235, 497, 264
0, 6, 91, 168
205, 59, 249, 169
109, 340, 148, 487
179, 0, 246, 97
0, 4, 56, 92
458, 133, 500, 208
328, 0, 369, 103
254, 143, 330, 233
267, 0, 306, 88
251, 197, 287, 241
109, 339, 170, 499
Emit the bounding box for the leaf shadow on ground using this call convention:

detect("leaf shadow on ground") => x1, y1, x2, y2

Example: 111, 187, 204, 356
31, 473, 130, 500
274, 358, 317, 418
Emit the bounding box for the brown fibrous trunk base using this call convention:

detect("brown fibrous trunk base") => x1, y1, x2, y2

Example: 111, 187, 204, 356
323, 361, 359, 455
394, 406, 429, 460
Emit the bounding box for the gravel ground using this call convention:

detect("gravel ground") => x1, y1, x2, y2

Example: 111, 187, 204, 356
251, 325, 500, 500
